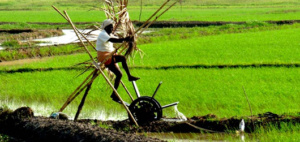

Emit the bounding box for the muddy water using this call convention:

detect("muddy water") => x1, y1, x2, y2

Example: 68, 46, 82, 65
0, 29, 152, 49
34, 29, 101, 46
0, 44, 3, 50
34, 29, 152, 46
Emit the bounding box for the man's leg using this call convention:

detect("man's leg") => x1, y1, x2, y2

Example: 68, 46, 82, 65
107, 63, 122, 102
113, 55, 139, 81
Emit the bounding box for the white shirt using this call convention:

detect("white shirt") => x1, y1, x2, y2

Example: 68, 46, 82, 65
96, 30, 116, 52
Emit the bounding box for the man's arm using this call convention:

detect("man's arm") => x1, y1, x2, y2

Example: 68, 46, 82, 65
108, 36, 132, 43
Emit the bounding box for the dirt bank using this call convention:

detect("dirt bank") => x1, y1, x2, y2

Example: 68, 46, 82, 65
1, 107, 299, 142
0, 20, 299, 28
132, 20, 300, 28
0, 107, 164, 142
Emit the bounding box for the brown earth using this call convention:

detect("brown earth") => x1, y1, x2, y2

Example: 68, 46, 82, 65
0, 107, 164, 142
1, 107, 299, 142
0, 29, 63, 42
132, 20, 300, 28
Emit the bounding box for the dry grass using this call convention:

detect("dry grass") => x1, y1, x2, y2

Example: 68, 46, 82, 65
103, 0, 139, 57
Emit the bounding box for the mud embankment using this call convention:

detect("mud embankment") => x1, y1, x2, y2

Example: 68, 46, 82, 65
1, 107, 299, 142
132, 20, 300, 28
0, 107, 163, 142
0, 29, 34, 34
0, 20, 299, 28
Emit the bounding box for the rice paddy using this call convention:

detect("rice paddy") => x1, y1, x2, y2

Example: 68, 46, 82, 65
0, 0, 299, 141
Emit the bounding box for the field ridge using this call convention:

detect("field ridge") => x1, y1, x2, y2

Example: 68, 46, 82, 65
1, 63, 299, 74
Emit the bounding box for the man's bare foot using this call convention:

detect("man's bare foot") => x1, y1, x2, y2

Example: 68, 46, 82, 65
128, 76, 140, 81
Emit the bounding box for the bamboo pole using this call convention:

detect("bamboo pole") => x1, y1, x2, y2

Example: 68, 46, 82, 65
118, 2, 177, 55
53, 6, 134, 110
74, 71, 97, 121
52, 5, 96, 51
63, 10, 139, 126
60, 70, 100, 112
138, 2, 177, 35
121, 81, 134, 101
59, 69, 97, 112
135, 0, 170, 33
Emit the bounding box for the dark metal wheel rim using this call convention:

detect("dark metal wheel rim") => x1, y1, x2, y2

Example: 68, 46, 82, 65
129, 96, 162, 124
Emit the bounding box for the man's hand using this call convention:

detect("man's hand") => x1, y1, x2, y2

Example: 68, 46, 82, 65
124, 36, 134, 42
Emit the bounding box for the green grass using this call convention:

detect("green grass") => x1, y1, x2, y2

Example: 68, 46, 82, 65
0, 6, 299, 23
146, 123, 300, 141
0, 66, 299, 118
1, 23, 299, 62
0, 26, 299, 117
1, 0, 299, 10
134, 27, 300, 66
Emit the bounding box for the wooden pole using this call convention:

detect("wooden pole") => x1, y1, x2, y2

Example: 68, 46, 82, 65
63, 10, 139, 126
53, 6, 134, 112
135, 0, 171, 33
118, 2, 177, 55
121, 81, 134, 102
138, 2, 177, 35
52, 5, 96, 51
59, 69, 97, 112
74, 71, 97, 121
60, 70, 100, 112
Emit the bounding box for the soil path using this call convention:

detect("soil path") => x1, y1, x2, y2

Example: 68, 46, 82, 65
0, 57, 48, 66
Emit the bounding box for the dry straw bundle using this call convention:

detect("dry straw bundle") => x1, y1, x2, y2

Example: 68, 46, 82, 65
103, 0, 139, 57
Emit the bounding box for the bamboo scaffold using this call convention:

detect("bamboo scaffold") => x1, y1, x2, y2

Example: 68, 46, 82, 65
52, 0, 176, 127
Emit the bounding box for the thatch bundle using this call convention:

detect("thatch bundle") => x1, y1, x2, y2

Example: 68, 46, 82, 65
103, 0, 139, 57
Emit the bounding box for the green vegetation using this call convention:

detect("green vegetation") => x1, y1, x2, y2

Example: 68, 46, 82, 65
0, 0, 299, 140
0, 24, 299, 118
147, 123, 300, 141
0, 0, 299, 23
0, 7, 299, 23
1, 23, 299, 62
0, 44, 92, 61
1, 0, 299, 10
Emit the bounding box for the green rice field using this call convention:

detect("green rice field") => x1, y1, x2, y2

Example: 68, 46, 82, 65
0, 0, 299, 141
0, 25, 299, 118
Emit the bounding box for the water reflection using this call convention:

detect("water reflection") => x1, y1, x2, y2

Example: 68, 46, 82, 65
0, 43, 3, 50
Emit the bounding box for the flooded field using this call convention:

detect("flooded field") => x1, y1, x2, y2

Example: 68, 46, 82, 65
0, 99, 127, 121
33, 29, 100, 46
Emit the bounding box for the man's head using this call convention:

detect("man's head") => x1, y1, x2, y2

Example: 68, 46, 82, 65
102, 19, 114, 34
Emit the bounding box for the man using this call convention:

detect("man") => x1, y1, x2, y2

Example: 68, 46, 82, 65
96, 19, 139, 104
